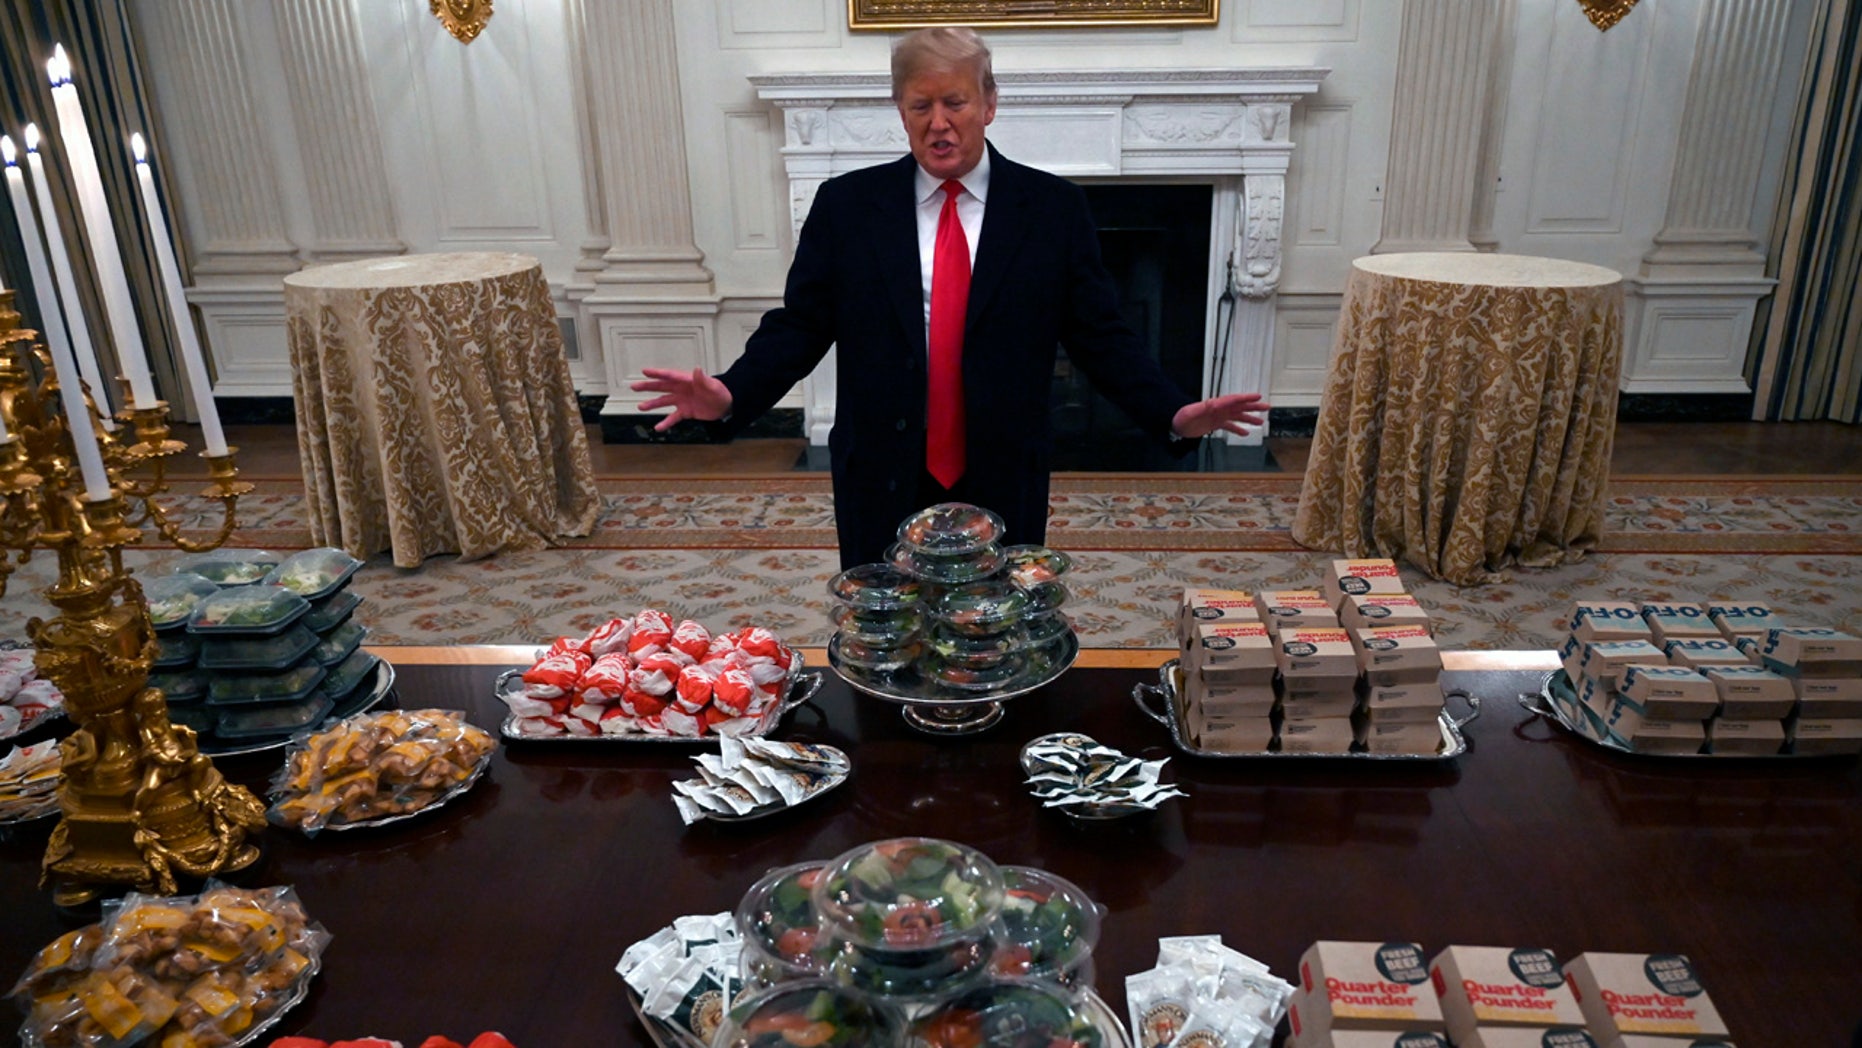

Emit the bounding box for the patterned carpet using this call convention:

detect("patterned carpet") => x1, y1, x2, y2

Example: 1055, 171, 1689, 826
3, 475, 1858, 651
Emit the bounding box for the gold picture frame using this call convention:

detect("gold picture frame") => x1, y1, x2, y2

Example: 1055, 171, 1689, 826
849, 0, 1219, 31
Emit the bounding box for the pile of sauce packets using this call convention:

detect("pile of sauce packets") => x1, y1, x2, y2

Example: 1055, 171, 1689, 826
1021, 732, 1185, 816
1126, 934, 1295, 1048
618, 914, 740, 1047
672, 737, 851, 824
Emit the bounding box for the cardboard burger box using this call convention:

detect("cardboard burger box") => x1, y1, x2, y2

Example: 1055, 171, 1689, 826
1340, 593, 1433, 633
1660, 637, 1749, 672
1356, 718, 1443, 755
1277, 627, 1360, 683
1288, 1029, 1452, 1048
1758, 626, 1862, 678
1604, 1037, 1737, 1048
1568, 600, 1653, 642
1786, 716, 1862, 755
1700, 665, 1796, 719
1637, 601, 1720, 645
1178, 587, 1258, 645
1293, 941, 1444, 1034
1577, 640, 1669, 689
1192, 713, 1275, 754
1186, 622, 1277, 683
1350, 625, 1442, 687
1562, 952, 1729, 1042
1429, 946, 1584, 1045
1616, 664, 1720, 720
1361, 679, 1445, 723
1705, 717, 1785, 755
1704, 600, 1783, 641
1279, 717, 1356, 754
1320, 558, 1407, 610
1602, 706, 1707, 755
1280, 690, 1361, 720
1187, 675, 1278, 717
1790, 675, 1862, 718
1453, 1029, 1599, 1048
1258, 590, 1342, 636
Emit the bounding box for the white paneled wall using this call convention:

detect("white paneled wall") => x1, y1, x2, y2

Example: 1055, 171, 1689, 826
132, 0, 1814, 415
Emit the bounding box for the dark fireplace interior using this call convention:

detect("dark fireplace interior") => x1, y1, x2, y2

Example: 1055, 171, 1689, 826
1048, 183, 1268, 472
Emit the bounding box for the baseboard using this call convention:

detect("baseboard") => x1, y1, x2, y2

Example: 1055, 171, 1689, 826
1616, 392, 1754, 422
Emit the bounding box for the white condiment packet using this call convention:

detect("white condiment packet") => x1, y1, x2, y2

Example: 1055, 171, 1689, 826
1127, 965, 1199, 1048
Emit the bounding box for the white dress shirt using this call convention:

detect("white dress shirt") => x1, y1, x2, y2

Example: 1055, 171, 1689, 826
914, 153, 989, 338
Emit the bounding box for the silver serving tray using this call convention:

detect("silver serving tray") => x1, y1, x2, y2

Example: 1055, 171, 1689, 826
691, 743, 851, 823
498, 655, 824, 744
828, 630, 1079, 706
198, 659, 397, 759
1521, 668, 1855, 760
1133, 659, 1478, 761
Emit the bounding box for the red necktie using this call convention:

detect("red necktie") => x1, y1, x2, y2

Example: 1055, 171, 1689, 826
927, 179, 969, 489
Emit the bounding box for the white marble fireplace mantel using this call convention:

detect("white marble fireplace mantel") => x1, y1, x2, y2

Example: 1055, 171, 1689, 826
751, 66, 1329, 446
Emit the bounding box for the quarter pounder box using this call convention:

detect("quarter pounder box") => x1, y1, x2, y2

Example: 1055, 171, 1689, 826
1562, 952, 1728, 1041
1320, 558, 1407, 610
1188, 676, 1277, 716
1617, 664, 1719, 720
1357, 719, 1443, 754
1257, 590, 1341, 635
1280, 690, 1360, 720
1429, 945, 1584, 1045
1605, 1037, 1736, 1048
1288, 1029, 1451, 1048
1361, 680, 1445, 722
1568, 601, 1652, 642
1350, 625, 1442, 687
1700, 665, 1795, 719
1193, 715, 1275, 754
1639, 602, 1720, 645
1455, 1029, 1598, 1048
1277, 627, 1359, 678
1179, 588, 1258, 642
1280, 717, 1356, 753
1187, 622, 1276, 682
1341, 593, 1433, 633
1705, 717, 1784, 755
1759, 627, 1862, 677
1295, 941, 1443, 1033
1704, 600, 1782, 641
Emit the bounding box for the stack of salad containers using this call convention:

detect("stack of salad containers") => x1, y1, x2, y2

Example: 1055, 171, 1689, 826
828, 504, 1075, 694
720, 837, 1112, 1048
144, 548, 379, 747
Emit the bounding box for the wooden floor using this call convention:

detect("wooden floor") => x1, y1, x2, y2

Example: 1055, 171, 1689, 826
166, 419, 1862, 479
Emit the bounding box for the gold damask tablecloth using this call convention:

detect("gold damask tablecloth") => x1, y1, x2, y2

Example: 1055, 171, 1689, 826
284, 253, 599, 567
1291, 253, 1623, 586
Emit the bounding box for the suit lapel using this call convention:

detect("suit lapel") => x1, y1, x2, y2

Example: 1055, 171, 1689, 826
870, 156, 928, 357
966, 144, 1031, 336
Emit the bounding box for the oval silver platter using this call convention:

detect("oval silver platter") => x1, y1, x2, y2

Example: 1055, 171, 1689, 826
16, 945, 320, 1048
1521, 668, 1855, 760
197, 659, 397, 759
498, 654, 824, 744
1018, 731, 1174, 820
1133, 659, 1478, 761
692, 743, 851, 824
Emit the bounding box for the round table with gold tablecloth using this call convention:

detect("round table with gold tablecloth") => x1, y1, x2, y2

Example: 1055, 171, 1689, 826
1291, 252, 1624, 586
284, 252, 599, 567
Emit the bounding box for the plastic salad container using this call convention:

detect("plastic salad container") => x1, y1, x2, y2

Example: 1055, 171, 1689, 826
318, 649, 381, 704
926, 653, 1028, 693
736, 862, 834, 990
149, 671, 207, 705
830, 605, 923, 648
889, 543, 1005, 586
310, 620, 369, 667
205, 663, 328, 707
196, 624, 320, 673
906, 978, 1106, 1048
217, 695, 334, 739
1022, 612, 1073, 647
830, 636, 924, 674
263, 547, 363, 602
829, 565, 923, 613
928, 624, 1026, 668
1002, 545, 1072, 587
932, 582, 1029, 638
153, 632, 200, 670
813, 837, 1004, 998
186, 585, 310, 636
988, 866, 1102, 997
167, 549, 282, 587
713, 980, 898, 1048
303, 589, 364, 634
896, 503, 1005, 557
144, 573, 221, 631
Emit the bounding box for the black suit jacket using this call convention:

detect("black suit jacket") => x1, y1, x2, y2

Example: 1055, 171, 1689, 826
718, 144, 1193, 568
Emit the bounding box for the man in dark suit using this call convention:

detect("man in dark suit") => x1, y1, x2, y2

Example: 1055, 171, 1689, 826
634, 27, 1268, 569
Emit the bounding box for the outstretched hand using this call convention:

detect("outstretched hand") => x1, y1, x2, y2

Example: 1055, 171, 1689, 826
1171, 392, 1271, 440
631, 367, 734, 432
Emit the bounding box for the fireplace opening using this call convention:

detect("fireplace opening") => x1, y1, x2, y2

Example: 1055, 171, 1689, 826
1047, 183, 1262, 471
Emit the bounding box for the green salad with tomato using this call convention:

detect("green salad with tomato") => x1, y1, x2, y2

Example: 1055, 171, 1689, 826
989, 867, 1100, 992
817, 838, 1003, 950
719, 983, 894, 1048
908, 981, 1103, 1048
740, 863, 831, 986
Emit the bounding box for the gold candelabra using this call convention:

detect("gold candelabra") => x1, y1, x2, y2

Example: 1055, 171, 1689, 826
0, 289, 265, 907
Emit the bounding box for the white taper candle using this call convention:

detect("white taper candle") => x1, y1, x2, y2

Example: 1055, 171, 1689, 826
20, 125, 114, 429
130, 133, 226, 455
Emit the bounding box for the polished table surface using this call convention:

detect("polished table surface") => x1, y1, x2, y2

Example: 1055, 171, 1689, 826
3, 653, 1859, 1046
1292, 252, 1625, 587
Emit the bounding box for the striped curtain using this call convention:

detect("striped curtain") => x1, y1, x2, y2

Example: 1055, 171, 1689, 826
0, 0, 193, 420
1751, 0, 1862, 422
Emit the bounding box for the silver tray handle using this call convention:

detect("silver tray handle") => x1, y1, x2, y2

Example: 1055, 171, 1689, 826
1131, 679, 1174, 726
1440, 688, 1484, 732
778, 669, 824, 715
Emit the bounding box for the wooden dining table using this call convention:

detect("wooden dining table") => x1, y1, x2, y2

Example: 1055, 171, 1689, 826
2, 648, 1857, 1046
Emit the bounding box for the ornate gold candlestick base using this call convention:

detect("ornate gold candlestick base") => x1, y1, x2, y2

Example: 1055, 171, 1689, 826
0, 291, 265, 907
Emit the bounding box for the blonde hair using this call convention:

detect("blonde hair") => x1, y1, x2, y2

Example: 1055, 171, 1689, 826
890, 27, 996, 101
